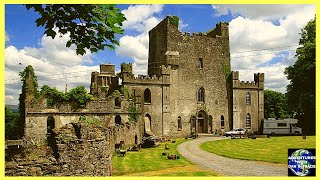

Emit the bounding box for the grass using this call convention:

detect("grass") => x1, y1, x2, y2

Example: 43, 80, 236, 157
112, 138, 217, 176
200, 136, 316, 164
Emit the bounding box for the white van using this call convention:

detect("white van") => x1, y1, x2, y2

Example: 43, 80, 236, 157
263, 118, 302, 135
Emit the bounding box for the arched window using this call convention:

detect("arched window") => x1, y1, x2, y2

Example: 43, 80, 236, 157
115, 115, 121, 125
178, 116, 182, 129
115, 97, 121, 107
144, 88, 151, 103
246, 113, 251, 128
198, 58, 203, 69
221, 115, 225, 129
246, 92, 251, 105
197, 87, 205, 103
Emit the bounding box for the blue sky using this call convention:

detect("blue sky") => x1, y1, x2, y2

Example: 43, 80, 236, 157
5, 4, 316, 105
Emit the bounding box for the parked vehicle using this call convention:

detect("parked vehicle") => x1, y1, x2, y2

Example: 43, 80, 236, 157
263, 118, 302, 135
224, 128, 247, 137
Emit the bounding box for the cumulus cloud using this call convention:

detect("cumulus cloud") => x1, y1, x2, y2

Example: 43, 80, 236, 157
121, 5, 163, 32
5, 33, 99, 105
214, 5, 316, 93
116, 5, 164, 75
212, 4, 315, 21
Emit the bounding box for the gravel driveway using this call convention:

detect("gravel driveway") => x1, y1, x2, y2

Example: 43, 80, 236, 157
177, 136, 287, 176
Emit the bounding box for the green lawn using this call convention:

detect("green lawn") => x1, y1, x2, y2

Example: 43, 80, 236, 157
112, 138, 217, 176
200, 136, 316, 164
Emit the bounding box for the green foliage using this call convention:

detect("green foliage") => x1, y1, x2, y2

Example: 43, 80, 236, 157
25, 4, 126, 55
120, 86, 133, 99
284, 17, 315, 134
19, 65, 39, 137
221, 63, 231, 80
168, 15, 180, 26
40, 85, 94, 107
5, 107, 23, 139
128, 103, 139, 123
79, 116, 101, 126
264, 89, 291, 119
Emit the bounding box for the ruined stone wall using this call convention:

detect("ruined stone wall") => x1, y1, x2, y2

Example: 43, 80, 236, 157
24, 94, 138, 145
6, 121, 141, 176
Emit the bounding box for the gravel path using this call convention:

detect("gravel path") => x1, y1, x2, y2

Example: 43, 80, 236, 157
177, 136, 287, 176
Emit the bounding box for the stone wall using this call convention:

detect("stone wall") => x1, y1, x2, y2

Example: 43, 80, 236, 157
6, 121, 141, 176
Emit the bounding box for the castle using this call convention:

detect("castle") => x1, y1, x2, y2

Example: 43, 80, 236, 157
24, 16, 264, 144
90, 16, 264, 137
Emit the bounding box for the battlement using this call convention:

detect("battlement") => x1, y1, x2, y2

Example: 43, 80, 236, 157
232, 71, 264, 90
122, 73, 163, 85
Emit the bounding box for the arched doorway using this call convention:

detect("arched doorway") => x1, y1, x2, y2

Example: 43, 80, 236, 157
47, 116, 55, 134
144, 114, 152, 136
197, 110, 208, 133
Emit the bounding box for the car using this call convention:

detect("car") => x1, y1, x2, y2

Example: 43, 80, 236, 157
224, 128, 247, 137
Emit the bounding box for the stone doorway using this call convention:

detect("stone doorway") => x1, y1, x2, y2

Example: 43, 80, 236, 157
197, 110, 208, 133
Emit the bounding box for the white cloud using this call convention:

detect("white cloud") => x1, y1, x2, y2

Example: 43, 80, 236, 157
116, 5, 164, 75
212, 4, 315, 21
122, 5, 163, 32
5, 33, 99, 105
221, 5, 316, 93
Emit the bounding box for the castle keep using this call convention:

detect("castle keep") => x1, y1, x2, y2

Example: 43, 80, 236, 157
24, 16, 264, 144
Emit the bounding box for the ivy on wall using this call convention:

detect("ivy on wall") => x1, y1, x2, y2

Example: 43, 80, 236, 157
168, 15, 179, 26
128, 103, 139, 123
221, 63, 231, 80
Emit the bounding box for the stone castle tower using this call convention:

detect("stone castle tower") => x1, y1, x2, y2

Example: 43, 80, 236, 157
117, 16, 264, 137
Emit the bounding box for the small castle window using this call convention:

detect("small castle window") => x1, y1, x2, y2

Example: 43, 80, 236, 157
178, 116, 182, 130
246, 92, 251, 105
221, 115, 225, 129
144, 88, 151, 103
197, 87, 205, 103
115, 97, 121, 107
198, 58, 203, 69
246, 113, 251, 128
115, 115, 121, 125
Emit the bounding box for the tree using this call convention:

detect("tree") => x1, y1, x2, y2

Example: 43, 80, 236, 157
284, 17, 315, 135
264, 89, 291, 119
5, 107, 22, 139
25, 4, 126, 55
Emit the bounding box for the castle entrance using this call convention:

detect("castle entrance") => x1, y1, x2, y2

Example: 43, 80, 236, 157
197, 110, 208, 134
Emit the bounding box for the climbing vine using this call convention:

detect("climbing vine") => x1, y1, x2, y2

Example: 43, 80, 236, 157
128, 103, 139, 123
168, 15, 179, 26
221, 63, 231, 80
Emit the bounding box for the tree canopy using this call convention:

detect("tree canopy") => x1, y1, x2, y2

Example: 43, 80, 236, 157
25, 4, 126, 55
5, 107, 22, 139
284, 17, 315, 134
264, 89, 291, 119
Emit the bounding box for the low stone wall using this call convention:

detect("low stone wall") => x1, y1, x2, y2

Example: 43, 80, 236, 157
6, 121, 141, 176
